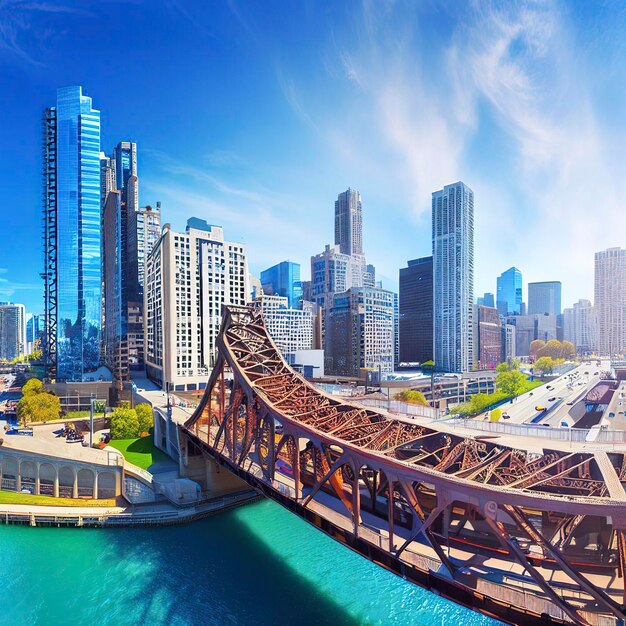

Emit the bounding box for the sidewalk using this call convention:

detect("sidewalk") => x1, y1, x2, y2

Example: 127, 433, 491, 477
0, 489, 260, 527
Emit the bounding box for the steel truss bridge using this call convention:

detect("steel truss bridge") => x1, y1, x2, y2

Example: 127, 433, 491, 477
183, 307, 626, 626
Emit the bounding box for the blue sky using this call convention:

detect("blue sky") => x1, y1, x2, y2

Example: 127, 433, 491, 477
1, 0, 625, 314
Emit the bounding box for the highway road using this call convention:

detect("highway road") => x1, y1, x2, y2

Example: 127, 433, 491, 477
480, 360, 611, 427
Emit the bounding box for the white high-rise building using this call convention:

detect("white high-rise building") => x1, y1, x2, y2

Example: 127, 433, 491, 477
254, 294, 313, 356
144, 218, 249, 391
432, 181, 474, 372
564, 299, 596, 354
595, 247, 626, 356
0, 303, 26, 361
574, 299, 596, 354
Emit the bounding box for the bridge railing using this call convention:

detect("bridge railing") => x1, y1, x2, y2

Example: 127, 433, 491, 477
354, 398, 441, 420
441, 418, 626, 444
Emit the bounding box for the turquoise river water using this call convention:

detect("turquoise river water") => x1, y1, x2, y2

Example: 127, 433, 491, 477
0, 499, 500, 625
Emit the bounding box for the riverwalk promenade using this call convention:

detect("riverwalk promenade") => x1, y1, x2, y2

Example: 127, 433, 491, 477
0, 489, 260, 527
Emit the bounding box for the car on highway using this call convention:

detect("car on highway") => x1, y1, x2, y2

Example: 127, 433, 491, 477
535, 406, 546, 411
609, 412, 616, 418
548, 397, 556, 402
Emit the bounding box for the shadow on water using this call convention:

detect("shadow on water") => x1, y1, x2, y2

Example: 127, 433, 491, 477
101, 501, 358, 626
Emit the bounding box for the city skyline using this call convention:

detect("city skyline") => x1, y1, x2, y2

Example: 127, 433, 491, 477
2, 2, 625, 313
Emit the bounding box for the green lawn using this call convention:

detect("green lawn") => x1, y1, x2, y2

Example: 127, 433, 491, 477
0, 490, 116, 507
108, 436, 168, 470
65, 410, 91, 419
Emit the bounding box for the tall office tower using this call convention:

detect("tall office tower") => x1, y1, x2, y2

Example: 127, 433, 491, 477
42, 86, 102, 381
393, 292, 399, 369
126, 203, 161, 369
399, 256, 433, 364
0, 304, 26, 360
260, 261, 302, 308
432, 181, 474, 372
310, 244, 374, 317
502, 323, 516, 361
102, 191, 130, 392
528, 281, 562, 316
128, 203, 161, 293
573, 299, 596, 354
312, 189, 375, 354
496, 267, 522, 316
99, 153, 116, 208
475, 305, 502, 369
563, 307, 575, 344
507, 314, 558, 356
326, 287, 394, 377
254, 294, 313, 356
300, 280, 312, 302
145, 218, 249, 391
477, 292, 495, 308
335, 188, 362, 255
25, 314, 43, 355
595, 248, 626, 356
113, 141, 138, 209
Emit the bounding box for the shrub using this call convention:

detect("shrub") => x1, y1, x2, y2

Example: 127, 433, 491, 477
110, 407, 140, 439
135, 403, 154, 433
396, 390, 428, 406
490, 408, 502, 422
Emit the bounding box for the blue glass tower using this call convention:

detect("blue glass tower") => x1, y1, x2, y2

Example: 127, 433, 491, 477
43, 86, 102, 381
260, 261, 302, 308
496, 267, 522, 316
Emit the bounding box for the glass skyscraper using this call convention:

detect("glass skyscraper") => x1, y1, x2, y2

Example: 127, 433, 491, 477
43, 86, 102, 381
113, 141, 138, 209
496, 266, 522, 316
260, 261, 302, 308
528, 281, 562, 316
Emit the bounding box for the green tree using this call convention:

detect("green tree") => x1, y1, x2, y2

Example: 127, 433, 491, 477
496, 362, 510, 373
22, 378, 43, 396
110, 407, 140, 439
508, 357, 521, 370
496, 369, 528, 396
135, 403, 154, 433
17, 392, 61, 424
396, 390, 428, 406
534, 356, 556, 376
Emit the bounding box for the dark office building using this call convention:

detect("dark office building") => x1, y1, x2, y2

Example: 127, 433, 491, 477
399, 256, 433, 364
102, 191, 130, 394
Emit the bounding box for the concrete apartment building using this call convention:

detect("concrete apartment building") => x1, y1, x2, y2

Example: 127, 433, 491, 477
595, 248, 626, 357
432, 181, 474, 373
145, 218, 249, 391
326, 287, 394, 378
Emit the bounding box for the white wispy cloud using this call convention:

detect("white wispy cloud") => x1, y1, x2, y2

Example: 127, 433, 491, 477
0, 267, 40, 301
142, 151, 328, 273
272, 0, 622, 304
0, 0, 93, 66
450, 0, 622, 301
